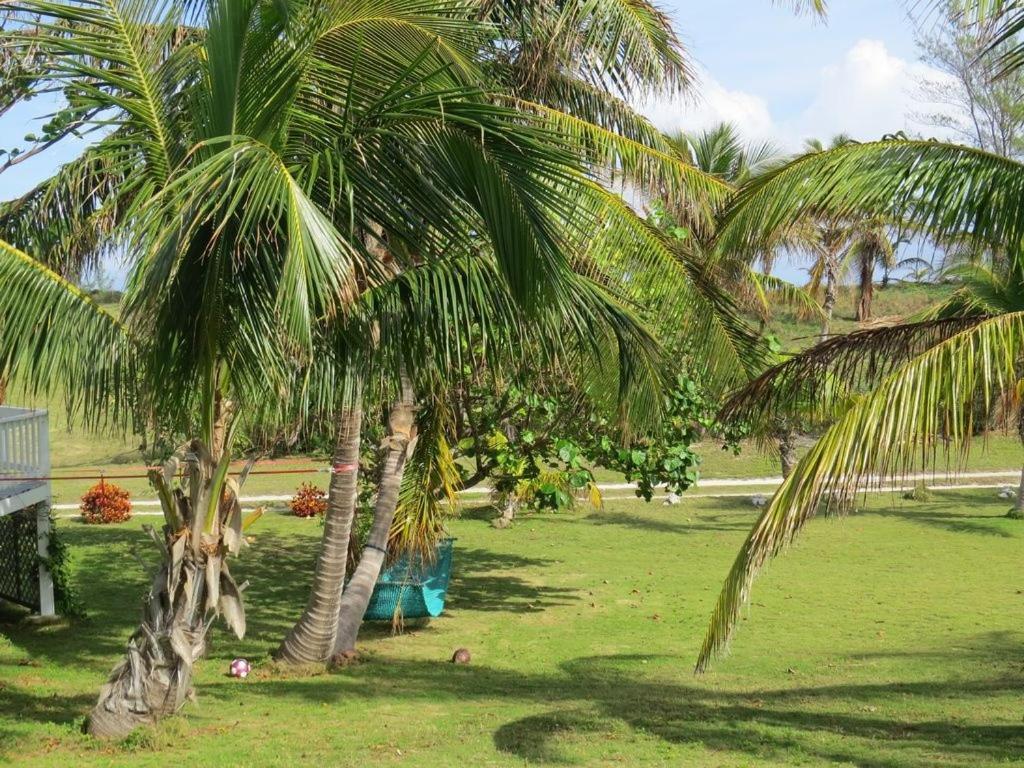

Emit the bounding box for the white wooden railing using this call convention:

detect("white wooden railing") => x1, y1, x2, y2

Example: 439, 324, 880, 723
0, 406, 54, 615
0, 407, 49, 501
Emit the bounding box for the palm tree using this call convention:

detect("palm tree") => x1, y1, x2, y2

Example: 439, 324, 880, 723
799, 136, 900, 334
1, 0, 668, 736
691, 4, 1024, 673
277, 0, 790, 665
849, 219, 897, 322
670, 122, 783, 186
695, 131, 1024, 671
1, 0, 833, 704
658, 123, 822, 477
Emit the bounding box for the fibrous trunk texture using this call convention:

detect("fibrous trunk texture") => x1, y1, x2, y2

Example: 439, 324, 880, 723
820, 262, 837, 342
87, 438, 249, 739
492, 498, 518, 529
856, 260, 874, 322
330, 376, 416, 658
777, 428, 798, 479
276, 396, 363, 663
1012, 405, 1024, 519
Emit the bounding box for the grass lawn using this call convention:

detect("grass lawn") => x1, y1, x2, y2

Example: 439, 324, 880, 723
2, 490, 1022, 766
765, 282, 954, 351
30, 406, 1024, 507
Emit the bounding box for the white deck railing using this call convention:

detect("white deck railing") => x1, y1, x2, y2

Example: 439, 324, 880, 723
0, 407, 49, 502
0, 406, 54, 615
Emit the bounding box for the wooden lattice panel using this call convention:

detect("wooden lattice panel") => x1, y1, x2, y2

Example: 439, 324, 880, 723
0, 506, 41, 611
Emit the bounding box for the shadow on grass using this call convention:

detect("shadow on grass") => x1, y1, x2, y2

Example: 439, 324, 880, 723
447, 548, 577, 614
0, 682, 92, 743
4, 513, 1022, 766
457, 503, 499, 522
861, 492, 1021, 538
579, 506, 755, 537
0, 521, 578, 688
845, 630, 1024, 664
211, 646, 1024, 767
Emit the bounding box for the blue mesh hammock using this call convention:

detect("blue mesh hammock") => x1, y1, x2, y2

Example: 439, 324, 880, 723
363, 538, 455, 621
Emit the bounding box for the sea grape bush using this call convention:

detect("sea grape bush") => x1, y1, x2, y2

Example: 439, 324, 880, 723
454, 370, 745, 510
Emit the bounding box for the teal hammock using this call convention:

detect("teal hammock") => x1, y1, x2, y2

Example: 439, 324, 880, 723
363, 538, 455, 621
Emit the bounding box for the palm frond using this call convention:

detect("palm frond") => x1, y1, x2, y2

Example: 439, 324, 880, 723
8, 0, 186, 180
720, 315, 988, 427
0, 238, 136, 428
773, 0, 827, 15
744, 270, 824, 323
698, 311, 1024, 672
0, 141, 132, 275
962, 0, 1024, 78
485, 0, 689, 97
513, 97, 730, 232
388, 394, 460, 559
719, 139, 1024, 259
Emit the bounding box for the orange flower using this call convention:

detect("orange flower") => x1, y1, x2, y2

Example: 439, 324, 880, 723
80, 481, 132, 524
289, 483, 327, 518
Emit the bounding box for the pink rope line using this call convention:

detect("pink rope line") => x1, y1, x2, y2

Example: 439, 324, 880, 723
0, 466, 338, 482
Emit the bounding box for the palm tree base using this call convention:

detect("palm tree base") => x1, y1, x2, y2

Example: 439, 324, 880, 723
85, 702, 153, 741
1006, 508, 1024, 520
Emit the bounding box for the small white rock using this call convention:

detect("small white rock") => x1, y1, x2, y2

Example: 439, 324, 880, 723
663, 493, 681, 506
751, 494, 768, 508
997, 486, 1016, 500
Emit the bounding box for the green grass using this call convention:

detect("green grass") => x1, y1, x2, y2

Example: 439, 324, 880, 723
765, 282, 954, 351
2, 490, 1022, 766
692, 431, 1024, 481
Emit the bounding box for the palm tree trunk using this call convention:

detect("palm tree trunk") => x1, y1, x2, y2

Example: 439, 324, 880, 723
276, 388, 363, 663
819, 260, 837, 342
88, 431, 247, 739
777, 427, 797, 478
1011, 404, 1024, 520
87, 526, 208, 739
856, 254, 874, 322
330, 375, 416, 659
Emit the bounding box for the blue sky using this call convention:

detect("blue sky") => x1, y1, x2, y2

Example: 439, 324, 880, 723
1, 2, 937, 200
0, 2, 947, 284
642, 1, 944, 148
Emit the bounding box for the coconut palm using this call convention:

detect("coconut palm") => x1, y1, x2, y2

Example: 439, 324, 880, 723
0, 0, 674, 736
695, 131, 1024, 671
849, 220, 897, 321
1, 0, 832, 700
798, 136, 900, 333
656, 123, 823, 477
276, 0, 791, 666
669, 122, 783, 186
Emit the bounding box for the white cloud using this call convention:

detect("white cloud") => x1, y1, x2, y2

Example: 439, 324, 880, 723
783, 39, 955, 145
638, 39, 956, 150
638, 69, 777, 143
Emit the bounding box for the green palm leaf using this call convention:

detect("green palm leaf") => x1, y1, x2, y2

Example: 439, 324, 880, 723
697, 311, 1024, 671
0, 238, 136, 427
719, 139, 1024, 258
